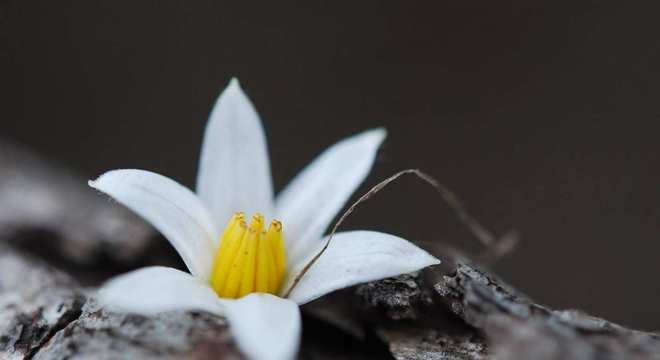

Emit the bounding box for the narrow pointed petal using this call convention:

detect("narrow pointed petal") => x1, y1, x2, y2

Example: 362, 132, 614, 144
221, 294, 301, 360
275, 128, 386, 260
97, 267, 224, 315
284, 231, 440, 305
89, 169, 217, 279
197, 78, 274, 229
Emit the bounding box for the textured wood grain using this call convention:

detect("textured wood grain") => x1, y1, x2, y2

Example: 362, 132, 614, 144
2, 139, 658, 359
354, 261, 660, 359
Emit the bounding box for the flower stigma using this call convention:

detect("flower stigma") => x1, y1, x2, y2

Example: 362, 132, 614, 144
210, 212, 287, 299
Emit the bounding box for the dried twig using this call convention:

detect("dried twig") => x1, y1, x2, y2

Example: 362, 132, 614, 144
284, 168, 511, 297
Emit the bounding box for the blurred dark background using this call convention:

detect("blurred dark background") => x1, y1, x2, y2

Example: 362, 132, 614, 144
2, 2, 659, 330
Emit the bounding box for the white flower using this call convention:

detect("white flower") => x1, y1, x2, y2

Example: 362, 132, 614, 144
89, 78, 440, 360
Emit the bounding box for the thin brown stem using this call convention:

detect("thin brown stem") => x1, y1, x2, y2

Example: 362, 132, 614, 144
283, 168, 508, 298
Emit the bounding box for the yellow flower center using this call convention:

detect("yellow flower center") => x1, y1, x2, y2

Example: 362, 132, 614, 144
210, 212, 287, 299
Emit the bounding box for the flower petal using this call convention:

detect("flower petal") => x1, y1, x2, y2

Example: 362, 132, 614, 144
97, 266, 224, 315
196, 78, 274, 229
284, 230, 440, 305
275, 128, 386, 261
221, 293, 301, 360
89, 169, 217, 279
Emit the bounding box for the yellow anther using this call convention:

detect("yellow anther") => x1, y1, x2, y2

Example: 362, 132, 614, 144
250, 213, 265, 233
210, 212, 287, 299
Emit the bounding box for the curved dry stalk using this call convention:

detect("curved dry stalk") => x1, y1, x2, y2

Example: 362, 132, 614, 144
284, 168, 511, 298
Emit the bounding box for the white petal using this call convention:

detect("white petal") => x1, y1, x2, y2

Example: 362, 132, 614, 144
196, 78, 274, 229
89, 169, 217, 279
285, 230, 440, 305
275, 128, 386, 261
221, 294, 301, 360
97, 266, 224, 315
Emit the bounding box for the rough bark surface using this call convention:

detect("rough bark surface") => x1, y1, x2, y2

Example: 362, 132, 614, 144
0, 244, 85, 359
0, 243, 243, 360
33, 301, 242, 360
434, 263, 660, 359
1, 140, 659, 359
354, 261, 660, 359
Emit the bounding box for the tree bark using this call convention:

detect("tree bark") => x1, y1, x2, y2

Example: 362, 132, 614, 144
1, 140, 658, 359
352, 260, 660, 359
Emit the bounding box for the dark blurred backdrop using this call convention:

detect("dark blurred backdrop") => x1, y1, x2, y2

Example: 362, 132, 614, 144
2, 2, 659, 330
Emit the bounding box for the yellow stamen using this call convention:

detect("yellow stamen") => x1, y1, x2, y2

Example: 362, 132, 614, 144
268, 220, 286, 285
266, 243, 278, 292
212, 213, 243, 276
210, 215, 246, 293
256, 231, 270, 293
210, 212, 287, 299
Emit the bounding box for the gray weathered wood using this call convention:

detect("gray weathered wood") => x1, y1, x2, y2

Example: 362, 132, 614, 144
354, 261, 660, 359
0, 139, 154, 266
0, 243, 244, 360
2, 139, 659, 359
0, 244, 85, 359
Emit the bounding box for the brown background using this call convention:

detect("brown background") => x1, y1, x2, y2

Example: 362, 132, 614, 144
2, 2, 659, 329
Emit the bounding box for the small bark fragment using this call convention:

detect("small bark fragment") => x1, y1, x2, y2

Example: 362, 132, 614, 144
356, 272, 434, 321
377, 326, 488, 360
